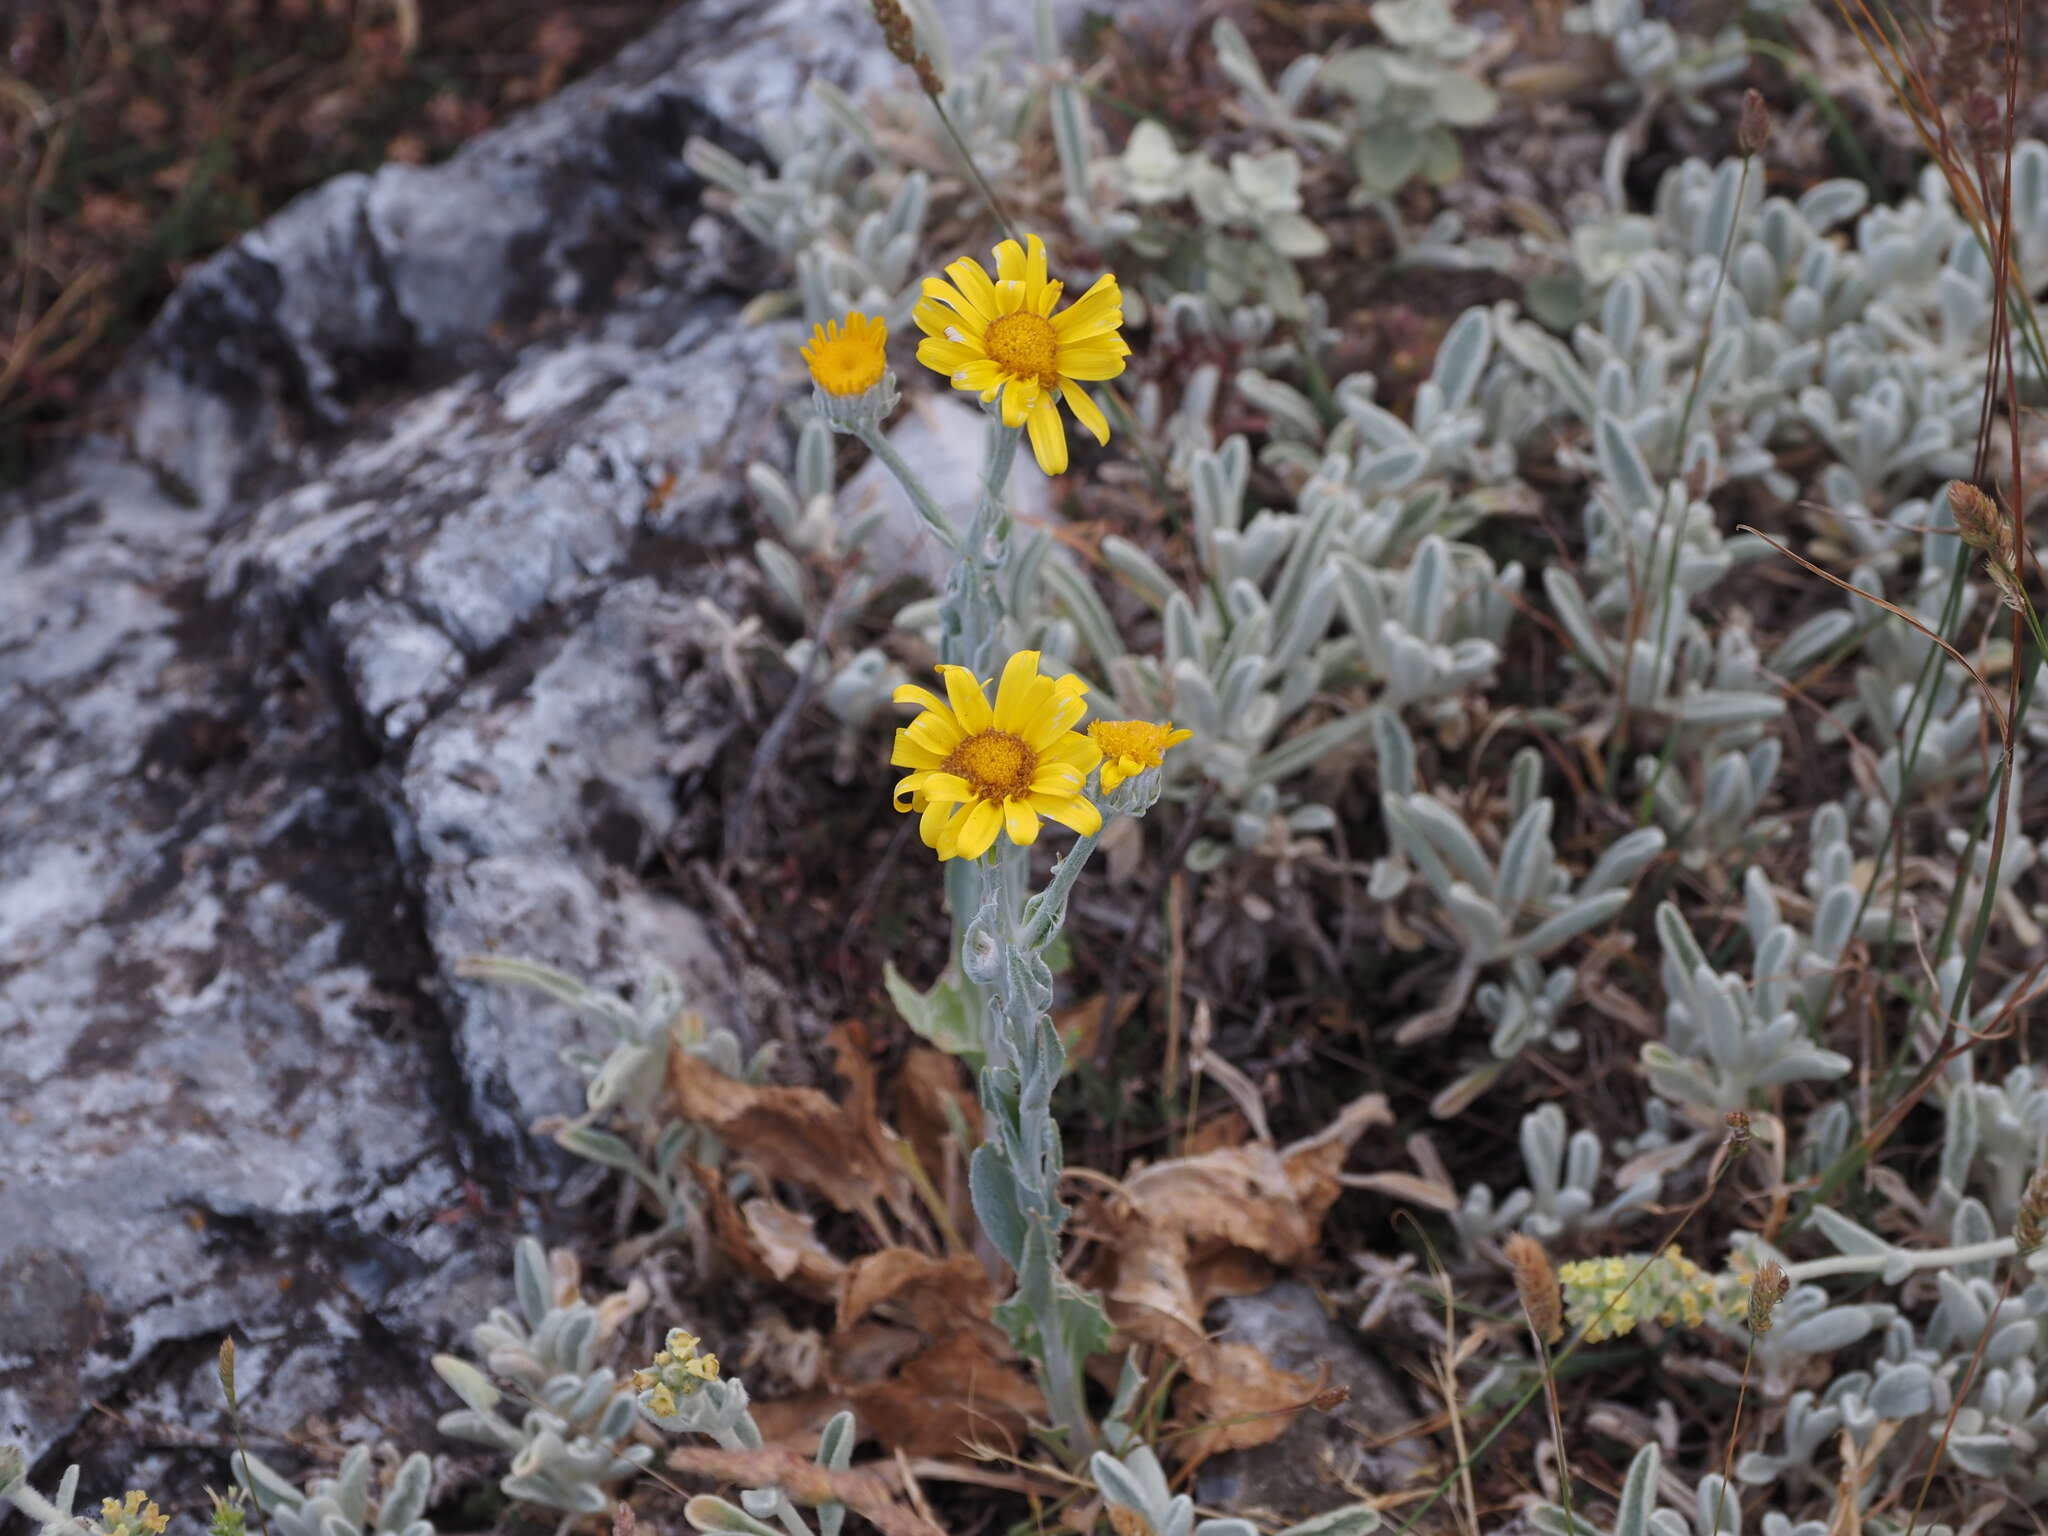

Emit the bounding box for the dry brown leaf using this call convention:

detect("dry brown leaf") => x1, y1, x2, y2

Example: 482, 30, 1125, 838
665, 1446, 947, 1536
893, 1047, 975, 1206
750, 1329, 1044, 1461
1096, 1092, 1391, 1459
845, 1329, 1044, 1458
668, 1025, 917, 1232
744, 1198, 847, 1296
837, 1249, 994, 1336
1339, 1171, 1461, 1212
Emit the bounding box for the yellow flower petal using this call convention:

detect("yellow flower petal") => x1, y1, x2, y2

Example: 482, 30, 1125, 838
993, 649, 1043, 733
1063, 383, 1110, 446
1004, 799, 1041, 847
954, 799, 1004, 859
1000, 376, 1038, 429
944, 257, 1001, 321
1027, 392, 1069, 475
1031, 793, 1102, 836
939, 665, 995, 733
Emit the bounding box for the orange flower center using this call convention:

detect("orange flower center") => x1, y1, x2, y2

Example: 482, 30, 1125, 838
944, 730, 1037, 801
983, 312, 1060, 387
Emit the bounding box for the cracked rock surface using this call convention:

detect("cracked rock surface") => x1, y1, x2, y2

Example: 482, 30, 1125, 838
0, 0, 980, 1500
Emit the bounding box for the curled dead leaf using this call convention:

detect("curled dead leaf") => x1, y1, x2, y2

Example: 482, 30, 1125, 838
668, 1026, 918, 1233
1095, 1092, 1391, 1459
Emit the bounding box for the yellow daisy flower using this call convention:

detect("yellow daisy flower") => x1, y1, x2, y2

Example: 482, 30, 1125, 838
913, 233, 1130, 476
1088, 719, 1193, 791
892, 650, 1104, 861
802, 312, 889, 397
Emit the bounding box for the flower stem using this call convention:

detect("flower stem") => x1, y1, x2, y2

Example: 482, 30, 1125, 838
1784, 1235, 2021, 1284
856, 421, 963, 555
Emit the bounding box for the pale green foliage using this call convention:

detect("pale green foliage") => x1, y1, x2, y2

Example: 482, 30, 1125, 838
234, 1448, 435, 1536
461, 955, 774, 1246
432, 1237, 652, 1513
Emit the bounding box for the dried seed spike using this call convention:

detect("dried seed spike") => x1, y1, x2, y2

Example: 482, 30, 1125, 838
1947, 480, 2005, 552
1748, 1260, 1789, 1333
1738, 89, 1773, 157
2017, 1165, 2048, 1255
1504, 1231, 1563, 1344
1724, 1110, 1752, 1154
614, 1503, 638, 1536
218, 1336, 237, 1400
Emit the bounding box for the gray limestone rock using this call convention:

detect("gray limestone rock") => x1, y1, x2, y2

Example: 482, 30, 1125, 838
1198, 1282, 1433, 1520
0, 0, 1008, 1507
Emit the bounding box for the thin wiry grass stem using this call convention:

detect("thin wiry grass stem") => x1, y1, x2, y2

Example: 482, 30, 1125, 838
1390, 1133, 1742, 1536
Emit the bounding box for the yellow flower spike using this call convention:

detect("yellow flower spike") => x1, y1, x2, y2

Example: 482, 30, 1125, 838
913, 233, 1130, 476
802, 312, 889, 398
1088, 719, 1193, 791
891, 650, 1103, 861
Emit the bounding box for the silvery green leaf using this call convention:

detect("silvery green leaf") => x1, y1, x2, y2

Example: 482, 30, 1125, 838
1943, 1435, 2013, 1478
791, 413, 836, 504
1777, 1306, 1880, 1355
1268, 213, 1329, 258
1513, 889, 1627, 960
376, 1456, 432, 1535
1753, 1048, 1852, 1088
1249, 710, 1374, 785
1446, 882, 1509, 958
1494, 799, 1555, 911
1796, 178, 1869, 232
1579, 827, 1665, 897
1276, 1507, 1384, 1536
739, 1490, 779, 1519
335, 1448, 372, 1528
1090, 1452, 1161, 1521
1102, 535, 1181, 610
434, 1354, 502, 1415
969, 1143, 1026, 1266
555, 1125, 644, 1178
1197, 1523, 1261, 1536
746, 463, 802, 537
1395, 795, 1495, 891
685, 1496, 785, 1536
1866, 1363, 1933, 1420
1673, 691, 1786, 727
1039, 555, 1127, 678
1432, 307, 1493, 411
514, 1237, 551, 1331
1542, 566, 1611, 678
1597, 413, 1658, 513
1164, 592, 1207, 673
1696, 1476, 1741, 1536
1615, 1442, 1661, 1536
237, 1452, 311, 1514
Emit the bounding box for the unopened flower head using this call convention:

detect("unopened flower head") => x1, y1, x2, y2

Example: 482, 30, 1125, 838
891, 650, 1103, 861
804, 312, 897, 430
206, 1487, 249, 1536
1089, 719, 1193, 792
98, 1493, 169, 1536
914, 233, 1130, 475
2018, 1164, 2048, 1255
1502, 1231, 1562, 1344
633, 1325, 721, 1419
1748, 1259, 1790, 1333
1946, 480, 2006, 553
1557, 1247, 1715, 1342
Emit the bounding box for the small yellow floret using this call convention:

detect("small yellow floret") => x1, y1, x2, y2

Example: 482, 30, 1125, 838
647, 1383, 678, 1419
99, 1493, 168, 1536
802, 312, 889, 398
1088, 719, 1193, 790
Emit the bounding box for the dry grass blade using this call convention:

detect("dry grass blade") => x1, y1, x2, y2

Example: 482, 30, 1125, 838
1737, 524, 2010, 743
